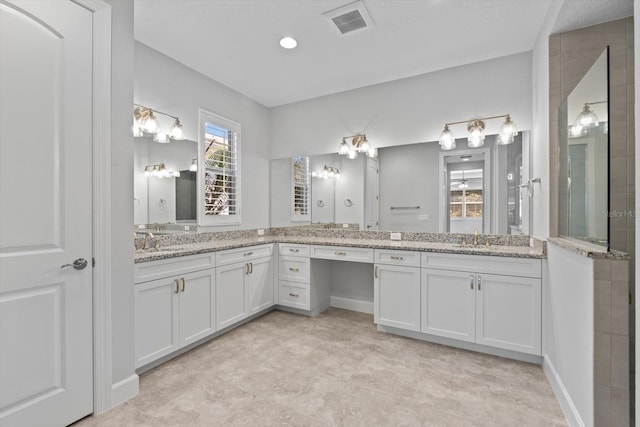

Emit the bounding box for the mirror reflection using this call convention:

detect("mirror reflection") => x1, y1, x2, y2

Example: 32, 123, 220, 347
134, 137, 198, 225
558, 48, 609, 248
271, 133, 530, 234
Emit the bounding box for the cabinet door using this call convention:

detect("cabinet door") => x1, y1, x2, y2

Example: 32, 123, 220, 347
475, 274, 541, 355
179, 269, 216, 347
374, 264, 421, 332
135, 277, 180, 368
247, 257, 274, 314
216, 263, 248, 330
421, 269, 475, 342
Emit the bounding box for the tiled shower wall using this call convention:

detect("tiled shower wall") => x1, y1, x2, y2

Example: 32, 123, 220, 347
549, 17, 635, 426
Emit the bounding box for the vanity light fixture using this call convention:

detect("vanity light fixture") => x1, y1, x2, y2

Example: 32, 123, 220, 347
133, 104, 186, 141
438, 114, 518, 150
338, 134, 376, 159
312, 165, 341, 179
143, 163, 180, 178
574, 102, 603, 129
458, 170, 469, 189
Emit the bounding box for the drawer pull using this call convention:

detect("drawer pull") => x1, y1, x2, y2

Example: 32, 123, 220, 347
243, 251, 253, 256
289, 248, 300, 253
335, 251, 347, 256
470, 274, 474, 290
288, 267, 300, 272
374, 265, 379, 278
288, 293, 299, 298
390, 256, 404, 260
477, 275, 482, 291
180, 277, 186, 292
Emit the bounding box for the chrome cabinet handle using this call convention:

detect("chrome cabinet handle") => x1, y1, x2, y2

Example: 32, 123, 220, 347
243, 251, 253, 256
245, 263, 250, 274
60, 258, 88, 270
289, 293, 299, 298
180, 278, 186, 292
335, 251, 346, 256
288, 267, 299, 272
374, 265, 379, 278
289, 248, 299, 253
390, 256, 404, 261
248, 262, 253, 274
175, 279, 180, 293
470, 275, 474, 290
477, 275, 482, 291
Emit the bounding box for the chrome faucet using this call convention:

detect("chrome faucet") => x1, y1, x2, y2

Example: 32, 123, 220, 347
143, 232, 157, 250
473, 229, 479, 246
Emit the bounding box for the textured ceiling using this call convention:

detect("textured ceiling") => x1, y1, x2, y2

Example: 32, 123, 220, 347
135, 0, 555, 107
552, 0, 633, 34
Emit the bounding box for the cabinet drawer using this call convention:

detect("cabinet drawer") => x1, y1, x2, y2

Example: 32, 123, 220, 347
421, 253, 541, 278
279, 243, 310, 257
216, 244, 273, 266
279, 256, 310, 283
135, 252, 215, 283
374, 249, 421, 267
278, 281, 310, 310
310, 245, 374, 263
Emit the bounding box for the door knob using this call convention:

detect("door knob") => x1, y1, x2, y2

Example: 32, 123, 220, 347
61, 258, 88, 270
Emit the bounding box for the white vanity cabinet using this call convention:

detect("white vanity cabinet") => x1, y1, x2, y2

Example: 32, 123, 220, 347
278, 244, 311, 310
421, 253, 542, 355
134, 253, 216, 368
215, 244, 274, 330
374, 250, 421, 332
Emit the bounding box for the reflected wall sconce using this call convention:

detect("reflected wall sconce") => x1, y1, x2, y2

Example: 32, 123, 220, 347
338, 134, 377, 159
189, 159, 198, 172
312, 165, 341, 179
133, 104, 185, 141
569, 101, 606, 138
438, 114, 518, 150
143, 163, 180, 178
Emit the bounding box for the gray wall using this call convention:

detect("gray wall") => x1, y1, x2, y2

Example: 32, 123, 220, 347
135, 42, 271, 231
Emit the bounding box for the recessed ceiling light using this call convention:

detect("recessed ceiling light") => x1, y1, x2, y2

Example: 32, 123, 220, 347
279, 36, 297, 49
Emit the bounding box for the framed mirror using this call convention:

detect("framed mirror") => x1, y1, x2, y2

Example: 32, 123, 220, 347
558, 48, 609, 249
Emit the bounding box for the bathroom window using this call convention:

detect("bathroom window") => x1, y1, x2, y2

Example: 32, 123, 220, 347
291, 156, 310, 222
200, 110, 241, 225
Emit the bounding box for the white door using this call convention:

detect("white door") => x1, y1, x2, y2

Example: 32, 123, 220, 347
0, 2, 94, 426
179, 269, 216, 347
475, 273, 541, 355
247, 257, 273, 314
216, 263, 248, 329
421, 269, 476, 342
374, 264, 421, 331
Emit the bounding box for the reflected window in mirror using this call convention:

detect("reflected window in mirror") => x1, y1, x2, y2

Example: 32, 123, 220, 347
558, 48, 608, 249
291, 156, 311, 222
199, 109, 241, 226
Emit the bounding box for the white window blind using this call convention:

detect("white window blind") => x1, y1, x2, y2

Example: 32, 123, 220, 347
291, 156, 310, 222
199, 110, 241, 225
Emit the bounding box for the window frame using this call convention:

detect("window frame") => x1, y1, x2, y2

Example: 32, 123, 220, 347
198, 109, 241, 226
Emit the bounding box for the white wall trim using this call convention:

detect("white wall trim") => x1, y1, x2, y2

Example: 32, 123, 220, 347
542, 357, 584, 427
73, 0, 114, 415
111, 375, 140, 408
330, 296, 373, 314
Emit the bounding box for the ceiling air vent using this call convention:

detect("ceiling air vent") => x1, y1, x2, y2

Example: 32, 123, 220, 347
324, 1, 374, 35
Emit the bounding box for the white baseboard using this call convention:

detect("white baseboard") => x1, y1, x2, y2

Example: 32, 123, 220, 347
542, 357, 584, 427
111, 374, 139, 408
330, 296, 373, 314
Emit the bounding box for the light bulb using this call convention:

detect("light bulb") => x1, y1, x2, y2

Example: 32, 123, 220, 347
358, 138, 371, 153
141, 110, 160, 134
569, 125, 585, 138
169, 118, 184, 140
576, 104, 598, 128
367, 147, 378, 158
497, 115, 517, 145
467, 120, 485, 148
189, 159, 198, 172
133, 122, 143, 137
347, 149, 358, 160
143, 166, 151, 177
338, 140, 350, 155
279, 36, 298, 49
439, 125, 456, 150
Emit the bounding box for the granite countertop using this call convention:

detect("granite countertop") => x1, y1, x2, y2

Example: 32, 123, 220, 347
134, 235, 545, 263
547, 237, 630, 260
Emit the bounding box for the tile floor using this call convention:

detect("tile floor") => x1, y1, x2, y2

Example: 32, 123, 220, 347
74, 309, 567, 426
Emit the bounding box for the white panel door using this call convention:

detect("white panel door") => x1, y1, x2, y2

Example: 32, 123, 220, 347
475, 274, 541, 355
421, 269, 476, 342
247, 257, 273, 315
0, 2, 94, 426
374, 264, 421, 331
215, 263, 248, 330
179, 269, 216, 347
134, 278, 180, 368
